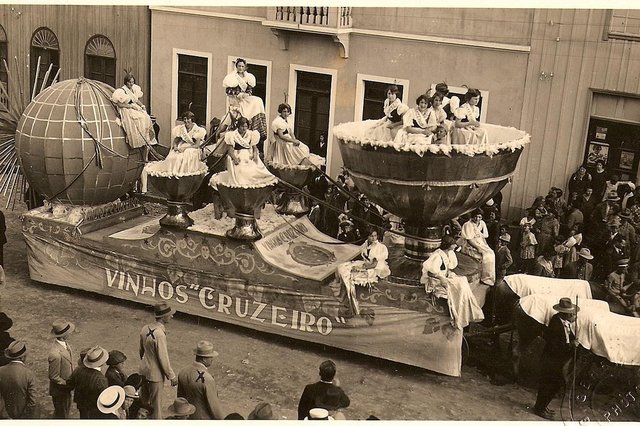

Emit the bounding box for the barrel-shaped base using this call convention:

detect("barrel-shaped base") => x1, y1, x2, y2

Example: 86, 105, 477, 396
159, 201, 195, 229
404, 224, 442, 261
276, 191, 311, 217
226, 213, 263, 241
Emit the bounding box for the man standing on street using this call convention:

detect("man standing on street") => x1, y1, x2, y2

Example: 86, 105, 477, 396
48, 319, 75, 418
533, 297, 580, 420
140, 302, 177, 419
0, 340, 39, 418
67, 345, 109, 418
177, 340, 225, 419
298, 360, 350, 420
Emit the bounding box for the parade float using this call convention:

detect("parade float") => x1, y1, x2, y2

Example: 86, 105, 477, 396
12, 78, 530, 377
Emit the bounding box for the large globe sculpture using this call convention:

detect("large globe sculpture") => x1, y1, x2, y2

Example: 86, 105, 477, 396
334, 122, 529, 261
15, 78, 144, 205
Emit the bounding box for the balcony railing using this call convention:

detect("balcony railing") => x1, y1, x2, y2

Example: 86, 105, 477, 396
264, 7, 353, 57
271, 6, 352, 29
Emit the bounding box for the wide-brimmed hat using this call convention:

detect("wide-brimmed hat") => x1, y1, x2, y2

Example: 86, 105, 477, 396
165, 397, 196, 418
499, 233, 511, 243
83, 346, 109, 368
123, 385, 139, 399
305, 408, 335, 420
154, 303, 176, 319
0, 313, 13, 332
577, 248, 594, 260
97, 385, 126, 414
553, 297, 580, 313
125, 373, 145, 390
4, 340, 27, 359
107, 350, 127, 366
248, 402, 274, 420
617, 258, 630, 268
51, 319, 75, 338
194, 340, 218, 358
620, 209, 632, 220
606, 191, 621, 202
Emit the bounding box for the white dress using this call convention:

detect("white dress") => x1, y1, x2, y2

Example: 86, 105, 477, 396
421, 248, 485, 329
222, 71, 267, 142
269, 115, 325, 167
336, 240, 391, 315
451, 103, 489, 145
364, 98, 410, 142
159, 123, 208, 175
393, 107, 435, 146
111, 84, 154, 149
210, 129, 277, 188
460, 220, 496, 286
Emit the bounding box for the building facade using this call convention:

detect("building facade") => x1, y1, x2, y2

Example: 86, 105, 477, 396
0, 5, 150, 108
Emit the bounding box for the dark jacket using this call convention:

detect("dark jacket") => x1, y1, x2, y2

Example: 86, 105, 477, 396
0, 332, 14, 367
543, 314, 575, 364
298, 381, 350, 420
0, 361, 40, 418
67, 366, 108, 418
560, 260, 593, 281
105, 365, 126, 387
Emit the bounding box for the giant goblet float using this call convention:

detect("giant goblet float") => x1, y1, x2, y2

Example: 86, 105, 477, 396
266, 161, 317, 216
334, 122, 529, 266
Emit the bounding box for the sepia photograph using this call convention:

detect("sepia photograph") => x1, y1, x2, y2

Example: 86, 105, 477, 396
0, 2, 637, 423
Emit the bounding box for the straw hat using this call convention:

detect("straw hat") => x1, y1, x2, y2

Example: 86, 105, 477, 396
154, 303, 176, 319
123, 385, 139, 399
4, 340, 27, 360
165, 397, 196, 418
97, 385, 126, 414
606, 191, 621, 202
577, 248, 594, 260
305, 408, 335, 420
499, 233, 511, 243
51, 319, 75, 338
194, 340, 218, 358
617, 258, 630, 268
553, 297, 580, 314
83, 346, 109, 368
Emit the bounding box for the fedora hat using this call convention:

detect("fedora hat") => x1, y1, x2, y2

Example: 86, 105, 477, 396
123, 385, 139, 399
154, 303, 175, 319
620, 209, 632, 219
97, 385, 126, 414
84, 346, 109, 368
577, 248, 594, 260
107, 350, 127, 366
165, 397, 196, 418
606, 191, 621, 202
0, 313, 13, 332
4, 340, 27, 360
305, 407, 335, 420
553, 297, 580, 314
194, 340, 218, 358
51, 319, 75, 338
617, 258, 630, 267
248, 402, 274, 420
499, 233, 511, 243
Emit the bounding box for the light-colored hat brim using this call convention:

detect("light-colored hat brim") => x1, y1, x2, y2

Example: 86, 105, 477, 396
578, 253, 594, 260
155, 307, 176, 319
166, 404, 196, 417
195, 350, 219, 358
84, 349, 110, 368
51, 322, 75, 338
98, 386, 126, 414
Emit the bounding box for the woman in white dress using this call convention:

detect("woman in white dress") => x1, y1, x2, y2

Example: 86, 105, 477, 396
111, 72, 155, 149
210, 117, 277, 188
364, 85, 409, 142
222, 58, 267, 144
269, 103, 325, 167
161, 111, 207, 175
460, 210, 496, 286
421, 236, 484, 329
393, 95, 434, 146
336, 229, 391, 315
451, 88, 489, 145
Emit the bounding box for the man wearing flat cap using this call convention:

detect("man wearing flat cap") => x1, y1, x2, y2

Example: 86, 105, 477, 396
48, 319, 76, 418
0, 340, 40, 418
177, 340, 225, 419
533, 297, 580, 420
67, 345, 109, 418
105, 350, 128, 387
140, 302, 177, 419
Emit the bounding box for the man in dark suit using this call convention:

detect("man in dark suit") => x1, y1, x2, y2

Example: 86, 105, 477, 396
533, 298, 580, 420
0, 340, 39, 418
560, 248, 594, 281
48, 319, 76, 418
67, 346, 109, 419
298, 360, 350, 420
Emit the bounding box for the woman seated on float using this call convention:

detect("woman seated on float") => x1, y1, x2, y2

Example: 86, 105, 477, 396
222, 58, 267, 142
268, 103, 325, 167
459, 209, 496, 286
451, 88, 489, 145
336, 229, 390, 315
421, 235, 484, 329
111, 71, 156, 149
364, 85, 409, 142
160, 111, 207, 175
210, 117, 277, 188
393, 94, 434, 145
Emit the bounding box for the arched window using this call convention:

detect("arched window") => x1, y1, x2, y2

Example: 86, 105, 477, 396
30, 27, 60, 97
0, 25, 8, 110
84, 35, 116, 87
